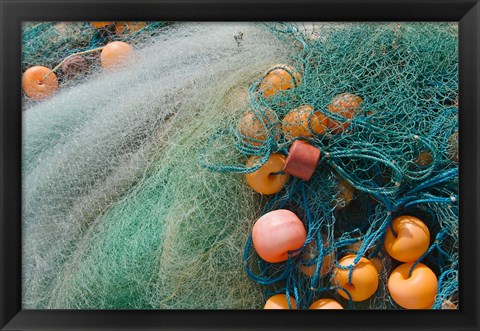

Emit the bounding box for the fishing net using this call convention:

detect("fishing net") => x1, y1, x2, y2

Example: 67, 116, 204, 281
22, 23, 290, 309
201, 22, 458, 309
22, 22, 458, 310
22, 21, 170, 104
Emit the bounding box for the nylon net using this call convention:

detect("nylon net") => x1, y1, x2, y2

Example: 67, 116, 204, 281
201, 22, 458, 310
22, 22, 458, 310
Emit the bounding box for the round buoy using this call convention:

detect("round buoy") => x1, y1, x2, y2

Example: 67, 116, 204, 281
252, 209, 306, 263
326, 93, 362, 133
388, 262, 438, 309
282, 104, 330, 139
100, 41, 136, 70
309, 298, 343, 309
259, 64, 301, 98
264, 294, 297, 309
384, 215, 430, 262
22, 66, 58, 100
245, 154, 289, 195
332, 254, 379, 301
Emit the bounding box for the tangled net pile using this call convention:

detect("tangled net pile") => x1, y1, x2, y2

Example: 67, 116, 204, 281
23, 23, 292, 309
201, 22, 458, 309
22, 22, 458, 310
22, 21, 170, 71
22, 21, 170, 105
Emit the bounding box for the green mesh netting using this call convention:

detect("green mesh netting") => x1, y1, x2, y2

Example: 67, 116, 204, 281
22, 22, 291, 309
22, 22, 458, 310
22, 21, 170, 105
201, 22, 458, 309
22, 21, 170, 71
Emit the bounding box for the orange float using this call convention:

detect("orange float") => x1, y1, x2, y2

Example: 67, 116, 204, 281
259, 64, 301, 98
281, 104, 330, 139
326, 93, 362, 134
264, 294, 297, 309
252, 209, 306, 263
100, 41, 136, 70
309, 298, 343, 309
332, 254, 379, 301
388, 262, 438, 309
91, 22, 114, 28
300, 238, 335, 277
237, 109, 280, 146
115, 22, 148, 34
22, 66, 58, 100
283, 140, 321, 181
245, 154, 289, 195
384, 215, 430, 262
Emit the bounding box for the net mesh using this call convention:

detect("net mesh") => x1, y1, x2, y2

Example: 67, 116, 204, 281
22, 21, 170, 105
23, 22, 290, 309
201, 22, 458, 309
22, 22, 458, 310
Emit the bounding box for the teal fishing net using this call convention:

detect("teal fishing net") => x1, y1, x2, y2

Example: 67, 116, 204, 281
22, 21, 170, 71
22, 21, 170, 103
22, 22, 458, 310
201, 22, 458, 309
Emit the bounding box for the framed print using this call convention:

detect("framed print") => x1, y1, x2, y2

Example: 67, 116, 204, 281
1, 0, 479, 330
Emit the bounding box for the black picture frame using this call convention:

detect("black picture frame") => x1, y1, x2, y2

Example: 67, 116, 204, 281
1, 0, 479, 330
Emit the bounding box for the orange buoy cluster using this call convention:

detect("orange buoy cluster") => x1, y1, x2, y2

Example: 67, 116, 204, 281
239, 64, 363, 196
22, 41, 135, 100
233, 63, 441, 310
22, 23, 142, 101
238, 65, 368, 309
383, 215, 438, 309
323, 214, 438, 309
